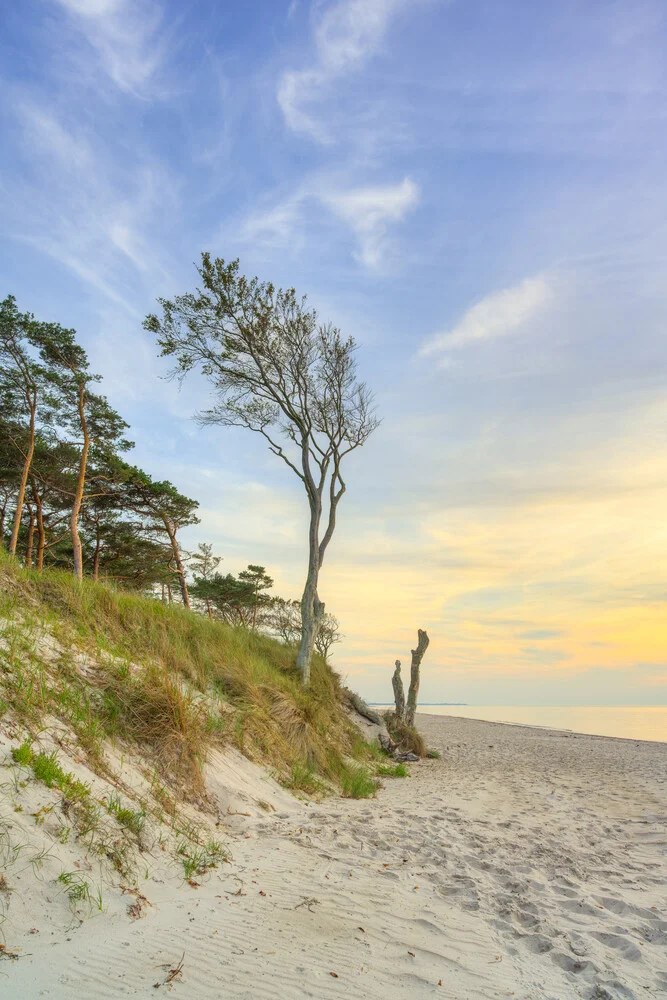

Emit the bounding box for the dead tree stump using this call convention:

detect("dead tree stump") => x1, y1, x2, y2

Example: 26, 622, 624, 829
405, 629, 430, 727
391, 659, 405, 724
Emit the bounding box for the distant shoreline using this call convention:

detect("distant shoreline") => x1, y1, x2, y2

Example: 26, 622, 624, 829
369, 703, 667, 743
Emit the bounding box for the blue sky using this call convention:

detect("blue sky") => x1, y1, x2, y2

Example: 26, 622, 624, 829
2, 0, 667, 705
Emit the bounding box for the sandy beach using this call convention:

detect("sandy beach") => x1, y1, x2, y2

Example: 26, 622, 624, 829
3, 713, 666, 1000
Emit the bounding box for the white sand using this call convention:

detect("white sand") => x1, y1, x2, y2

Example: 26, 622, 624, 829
2, 714, 666, 999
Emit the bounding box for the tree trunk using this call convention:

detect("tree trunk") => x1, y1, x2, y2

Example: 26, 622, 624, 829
25, 506, 35, 567
161, 583, 166, 603
405, 629, 430, 727
392, 659, 406, 724
296, 501, 324, 686
167, 582, 173, 603
297, 587, 324, 687
9, 398, 36, 557
163, 516, 190, 609
31, 480, 45, 571
71, 384, 90, 581
92, 525, 102, 582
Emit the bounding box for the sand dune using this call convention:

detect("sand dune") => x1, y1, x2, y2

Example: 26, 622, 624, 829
3, 715, 666, 999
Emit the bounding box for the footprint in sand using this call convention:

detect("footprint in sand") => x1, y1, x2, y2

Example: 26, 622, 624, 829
590, 932, 642, 961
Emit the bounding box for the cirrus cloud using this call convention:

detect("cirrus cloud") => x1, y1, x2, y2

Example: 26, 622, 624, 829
420, 275, 554, 356
278, 0, 424, 142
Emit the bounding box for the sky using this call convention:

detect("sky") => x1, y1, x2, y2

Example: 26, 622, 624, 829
2, 0, 667, 706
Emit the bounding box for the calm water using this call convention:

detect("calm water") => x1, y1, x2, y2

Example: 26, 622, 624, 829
373, 705, 667, 743
419, 705, 667, 743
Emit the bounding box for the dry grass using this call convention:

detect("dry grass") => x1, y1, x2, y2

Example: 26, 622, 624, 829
384, 713, 428, 757
0, 551, 373, 798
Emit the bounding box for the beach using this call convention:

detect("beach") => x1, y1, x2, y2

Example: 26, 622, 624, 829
4, 714, 666, 999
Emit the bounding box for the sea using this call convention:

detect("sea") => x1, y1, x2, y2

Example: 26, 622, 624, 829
372, 705, 667, 743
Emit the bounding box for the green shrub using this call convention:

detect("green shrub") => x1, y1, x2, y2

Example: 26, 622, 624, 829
11, 739, 33, 766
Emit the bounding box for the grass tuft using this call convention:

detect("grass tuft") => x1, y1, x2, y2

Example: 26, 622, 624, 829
384, 713, 427, 757
107, 793, 145, 837
177, 838, 228, 880
377, 762, 408, 777
340, 765, 377, 799
56, 870, 103, 912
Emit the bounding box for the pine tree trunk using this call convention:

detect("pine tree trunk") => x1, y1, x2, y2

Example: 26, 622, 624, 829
70, 384, 90, 581
31, 481, 45, 571
25, 507, 35, 567
163, 517, 190, 609
92, 526, 102, 582
9, 398, 36, 557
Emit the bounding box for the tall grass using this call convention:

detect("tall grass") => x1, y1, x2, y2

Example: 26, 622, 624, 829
0, 550, 373, 797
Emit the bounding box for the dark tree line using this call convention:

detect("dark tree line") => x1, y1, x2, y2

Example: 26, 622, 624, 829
0, 293, 344, 660
0, 294, 197, 593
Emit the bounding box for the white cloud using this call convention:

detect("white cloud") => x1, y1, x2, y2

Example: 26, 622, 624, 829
233, 176, 419, 271
323, 176, 420, 269
238, 192, 307, 249
420, 275, 553, 355
54, 0, 165, 95
278, 0, 417, 141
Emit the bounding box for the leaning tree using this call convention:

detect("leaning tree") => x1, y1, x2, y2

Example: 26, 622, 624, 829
36, 325, 132, 579
108, 461, 199, 608
145, 254, 379, 685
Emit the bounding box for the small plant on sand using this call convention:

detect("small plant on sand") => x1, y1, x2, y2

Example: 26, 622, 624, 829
340, 765, 377, 799
107, 794, 145, 837
177, 838, 228, 880
377, 762, 408, 778
56, 871, 103, 912
11, 740, 33, 766
29, 751, 90, 803
30, 750, 65, 788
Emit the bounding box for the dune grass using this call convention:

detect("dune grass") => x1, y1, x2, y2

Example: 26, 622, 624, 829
377, 762, 408, 778
0, 550, 375, 799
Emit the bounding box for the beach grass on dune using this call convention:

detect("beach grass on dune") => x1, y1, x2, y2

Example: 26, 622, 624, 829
0, 550, 376, 798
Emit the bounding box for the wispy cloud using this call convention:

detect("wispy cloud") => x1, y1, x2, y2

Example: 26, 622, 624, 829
420, 275, 553, 356
53, 0, 167, 96
322, 176, 419, 269
234, 176, 419, 270
278, 0, 419, 141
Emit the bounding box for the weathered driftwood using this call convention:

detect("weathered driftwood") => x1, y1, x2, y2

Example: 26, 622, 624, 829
393, 750, 420, 762
391, 659, 405, 724
344, 688, 384, 727
379, 731, 397, 754
405, 629, 430, 727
